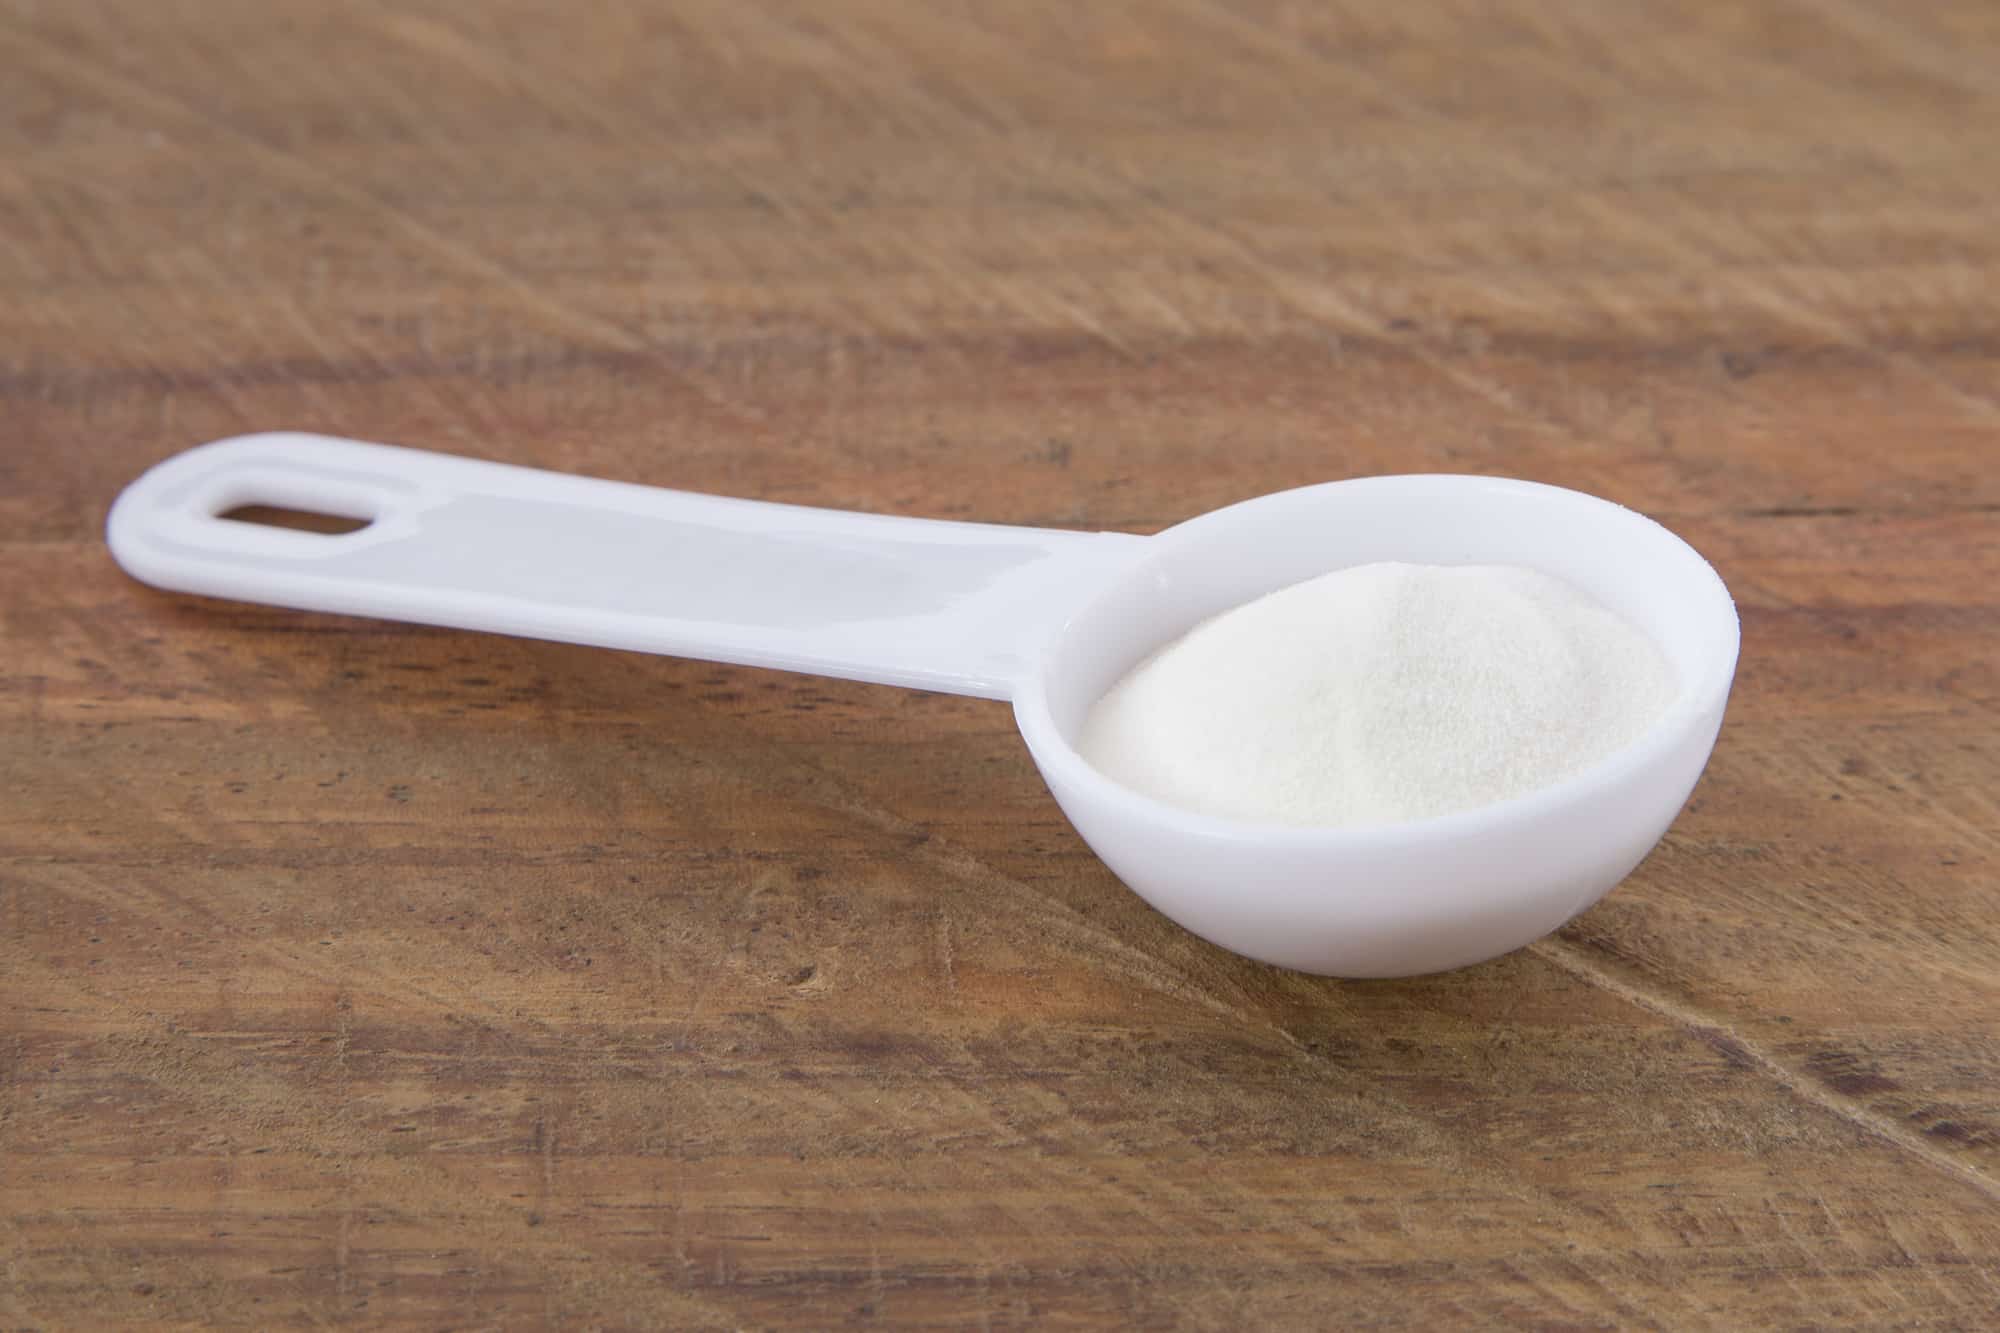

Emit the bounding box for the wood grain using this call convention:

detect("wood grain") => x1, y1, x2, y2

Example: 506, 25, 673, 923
4, 1, 1998, 1326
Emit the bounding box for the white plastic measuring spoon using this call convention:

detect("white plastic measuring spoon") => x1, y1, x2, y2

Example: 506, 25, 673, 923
109, 433, 1739, 977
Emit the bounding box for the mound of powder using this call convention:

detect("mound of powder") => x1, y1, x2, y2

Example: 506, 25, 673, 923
1076, 562, 1676, 828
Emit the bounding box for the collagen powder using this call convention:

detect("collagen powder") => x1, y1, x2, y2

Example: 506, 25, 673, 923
1077, 562, 1676, 828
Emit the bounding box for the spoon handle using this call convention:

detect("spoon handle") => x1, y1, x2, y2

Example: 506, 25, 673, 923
107, 432, 1145, 699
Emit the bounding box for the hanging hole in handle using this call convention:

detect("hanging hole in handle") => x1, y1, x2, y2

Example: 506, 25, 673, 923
216, 504, 373, 536
198, 471, 385, 539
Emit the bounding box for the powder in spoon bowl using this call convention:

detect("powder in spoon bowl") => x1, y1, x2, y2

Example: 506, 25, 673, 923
1076, 562, 1676, 828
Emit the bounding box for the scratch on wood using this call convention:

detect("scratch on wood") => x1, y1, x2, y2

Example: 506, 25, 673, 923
333, 1207, 351, 1299
934, 906, 958, 997
1533, 936, 2000, 1206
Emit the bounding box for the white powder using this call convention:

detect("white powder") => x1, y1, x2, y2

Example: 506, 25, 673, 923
1077, 562, 1676, 828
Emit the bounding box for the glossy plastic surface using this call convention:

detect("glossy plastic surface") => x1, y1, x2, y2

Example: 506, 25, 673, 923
107, 433, 1144, 700
110, 437, 1739, 977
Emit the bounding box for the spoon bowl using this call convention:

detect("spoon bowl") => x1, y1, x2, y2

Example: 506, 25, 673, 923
1012, 475, 1739, 976
110, 435, 1737, 977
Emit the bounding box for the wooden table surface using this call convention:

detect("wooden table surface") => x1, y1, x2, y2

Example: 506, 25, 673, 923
5, 2, 1999, 1327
